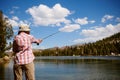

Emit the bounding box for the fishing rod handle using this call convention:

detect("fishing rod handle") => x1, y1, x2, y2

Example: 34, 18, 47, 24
37, 43, 39, 45
36, 39, 43, 45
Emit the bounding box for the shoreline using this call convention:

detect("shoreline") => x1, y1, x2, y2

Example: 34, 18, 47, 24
0, 56, 10, 64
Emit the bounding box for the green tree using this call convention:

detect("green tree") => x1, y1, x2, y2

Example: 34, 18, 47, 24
0, 10, 13, 57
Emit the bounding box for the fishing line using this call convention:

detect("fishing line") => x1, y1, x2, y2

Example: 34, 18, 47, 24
37, 31, 60, 45
42, 31, 60, 40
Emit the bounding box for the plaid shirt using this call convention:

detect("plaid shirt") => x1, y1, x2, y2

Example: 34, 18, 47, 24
13, 32, 39, 65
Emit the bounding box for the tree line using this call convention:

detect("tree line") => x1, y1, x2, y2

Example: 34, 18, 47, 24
34, 32, 120, 56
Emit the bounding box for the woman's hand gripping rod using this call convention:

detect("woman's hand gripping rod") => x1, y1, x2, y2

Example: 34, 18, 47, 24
37, 31, 60, 45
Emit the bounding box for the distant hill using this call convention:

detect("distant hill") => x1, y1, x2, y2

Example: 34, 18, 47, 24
72, 32, 120, 56
34, 32, 120, 56
97, 32, 120, 44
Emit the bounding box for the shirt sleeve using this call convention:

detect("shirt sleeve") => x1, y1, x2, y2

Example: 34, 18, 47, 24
30, 35, 40, 43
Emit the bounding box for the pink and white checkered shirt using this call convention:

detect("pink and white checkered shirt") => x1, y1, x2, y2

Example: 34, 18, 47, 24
13, 32, 39, 65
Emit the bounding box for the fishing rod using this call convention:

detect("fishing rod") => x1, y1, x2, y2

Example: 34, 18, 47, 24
0, 31, 60, 45
42, 31, 60, 40
37, 31, 60, 45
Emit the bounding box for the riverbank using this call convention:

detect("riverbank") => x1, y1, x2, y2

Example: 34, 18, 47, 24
0, 56, 10, 63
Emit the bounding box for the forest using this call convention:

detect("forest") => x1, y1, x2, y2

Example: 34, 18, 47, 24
34, 32, 120, 56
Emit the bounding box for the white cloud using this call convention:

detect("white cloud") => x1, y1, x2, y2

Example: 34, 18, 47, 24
81, 24, 120, 37
59, 24, 80, 32
12, 6, 19, 9
3, 15, 19, 27
12, 16, 19, 21
74, 17, 95, 25
89, 20, 95, 24
75, 17, 88, 25
73, 23, 120, 43
26, 3, 71, 26
10, 11, 14, 14
9, 16, 20, 27
116, 17, 120, 22
9, 19, 18, 27
10, 6, 19, 14
101, 15, 114, 23
73, 36, 103, 43
8, 16, 30, 27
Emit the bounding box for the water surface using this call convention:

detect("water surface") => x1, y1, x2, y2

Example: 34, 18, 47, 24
0, 56, 120, 80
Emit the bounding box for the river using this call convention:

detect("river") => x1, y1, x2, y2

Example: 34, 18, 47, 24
0, 56, 120, 80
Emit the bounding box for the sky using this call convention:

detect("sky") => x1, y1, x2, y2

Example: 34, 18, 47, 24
0, 0, 120, 49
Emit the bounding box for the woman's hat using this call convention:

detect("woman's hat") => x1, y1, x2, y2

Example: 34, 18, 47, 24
19, 24, 30, 31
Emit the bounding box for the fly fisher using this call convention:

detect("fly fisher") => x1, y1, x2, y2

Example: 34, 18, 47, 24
13, 24, 42, 80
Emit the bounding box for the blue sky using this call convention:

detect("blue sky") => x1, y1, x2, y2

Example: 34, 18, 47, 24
0, 0, 120, 49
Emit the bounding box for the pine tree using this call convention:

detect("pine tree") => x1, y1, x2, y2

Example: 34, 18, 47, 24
0, 10, 13, 57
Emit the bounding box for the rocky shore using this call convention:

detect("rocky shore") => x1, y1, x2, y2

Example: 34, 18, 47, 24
0, 56, 10, 63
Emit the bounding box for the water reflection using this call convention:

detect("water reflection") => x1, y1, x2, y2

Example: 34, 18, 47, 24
0, 63, 5, 80
0, 56, 120, 80
0, 61, 14, 80
34, 56, 120, 80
